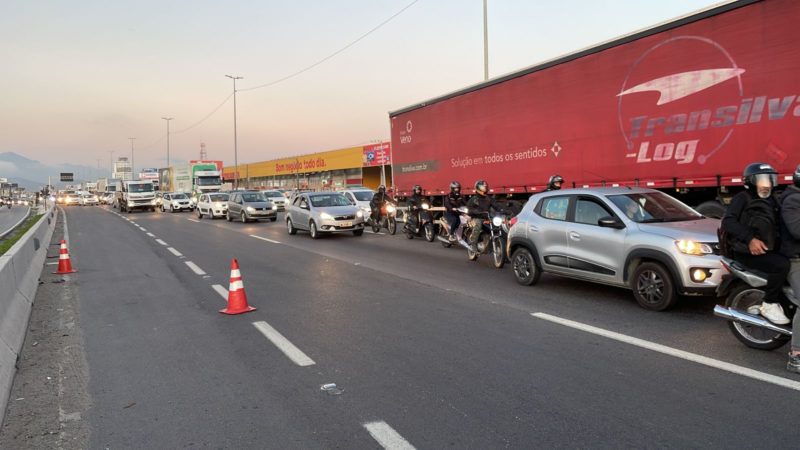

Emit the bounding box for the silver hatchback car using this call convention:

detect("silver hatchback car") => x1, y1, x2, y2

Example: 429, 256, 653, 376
507, 188, 723, 311
286, 192, 365, 238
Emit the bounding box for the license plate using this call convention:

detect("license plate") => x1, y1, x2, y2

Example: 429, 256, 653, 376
340, 221, 353, 227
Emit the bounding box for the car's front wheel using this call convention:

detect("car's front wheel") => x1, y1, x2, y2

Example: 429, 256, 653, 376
197, 209, 203, 219
241, 212, 247, 223
309, 221, 319, 239
226, 211, 232, 222
631, 262, 677, 311
287, 218, 297, 235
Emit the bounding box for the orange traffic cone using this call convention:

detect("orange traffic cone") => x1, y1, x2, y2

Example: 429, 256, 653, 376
53, 239, 77, 274
220, 259, 256, 315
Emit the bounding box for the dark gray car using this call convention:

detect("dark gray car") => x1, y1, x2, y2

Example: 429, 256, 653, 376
226, 191, 277, 223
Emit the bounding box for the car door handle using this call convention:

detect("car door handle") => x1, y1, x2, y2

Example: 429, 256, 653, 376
569, 231, 581, 241
528, 225, 539, 232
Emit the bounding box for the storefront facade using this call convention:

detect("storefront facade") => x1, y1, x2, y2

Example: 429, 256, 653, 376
223, 141, 392, 191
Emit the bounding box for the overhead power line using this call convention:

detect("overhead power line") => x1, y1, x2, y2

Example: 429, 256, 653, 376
239, 0, 420, 92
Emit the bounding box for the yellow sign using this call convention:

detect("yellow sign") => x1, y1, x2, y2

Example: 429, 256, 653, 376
224, 146, 363, 178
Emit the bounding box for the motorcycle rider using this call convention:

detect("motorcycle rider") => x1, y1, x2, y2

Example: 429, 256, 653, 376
779, 164, 800, 373
466, 180, 503, 252
444, 181, 466, 241
405, 185, 427, 233
369, 185, 394, 225
546, 174, 564, 191
721, 162, 790, 325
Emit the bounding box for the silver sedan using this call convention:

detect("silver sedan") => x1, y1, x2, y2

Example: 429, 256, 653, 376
286, 192, 365, 238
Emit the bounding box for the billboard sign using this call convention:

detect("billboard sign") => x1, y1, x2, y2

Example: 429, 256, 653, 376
60, 172, 74, 182
362, 142, 392, 167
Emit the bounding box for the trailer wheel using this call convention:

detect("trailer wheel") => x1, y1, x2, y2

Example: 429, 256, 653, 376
695, 201, 725, 219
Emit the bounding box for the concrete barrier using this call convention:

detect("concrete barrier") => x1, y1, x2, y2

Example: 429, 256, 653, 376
0, 206, 56, 425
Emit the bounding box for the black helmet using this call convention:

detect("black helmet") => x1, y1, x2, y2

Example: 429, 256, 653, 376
378, 185, 386, 194
413, 184, 422, 195
450, 181, 461, 193
793, 165, 800, 188
547, 174, 564, 191
475, 180, 489, 194
743, 162, 777, 192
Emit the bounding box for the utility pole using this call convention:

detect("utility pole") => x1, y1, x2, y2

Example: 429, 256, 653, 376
161, 117, 173, 169
483, 0, 489, 81
225, 74, 243, 190
109, 150, 114, 176
128, 137, 136, 180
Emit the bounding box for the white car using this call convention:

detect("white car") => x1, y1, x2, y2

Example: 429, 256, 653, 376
341, 188, 375, 217
196, 192, 230, 219
80, 194, 99, 206
261, 190, 289, 211
161, 192, 194, 213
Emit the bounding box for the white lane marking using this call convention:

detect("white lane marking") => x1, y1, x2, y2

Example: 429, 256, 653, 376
155, 239, 168, 246
369, 231, 386, 235
146, 232, 155, 237
130, 222, 137, 225
167, 247, 183, 257
532, 312, 800, 392
187, 219, 200, 223
212, 284, 228, 300
46, 262, 58, 265
250, 235, 280, 244
252, 321, 316, 367
184, 261, 207, 276
363, 421, 416, 450
140, 227, 147, 231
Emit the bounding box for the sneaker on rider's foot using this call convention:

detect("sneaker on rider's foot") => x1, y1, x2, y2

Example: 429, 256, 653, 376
787, 353, 800, 374
746, 304, 761, 315
469, 244, 478, 253
759, 302, 790, 325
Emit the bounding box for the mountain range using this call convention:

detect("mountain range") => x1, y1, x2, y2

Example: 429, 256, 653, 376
0, 152, 111, 191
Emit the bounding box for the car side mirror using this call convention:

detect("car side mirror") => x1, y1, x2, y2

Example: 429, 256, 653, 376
598, 216, 625, 229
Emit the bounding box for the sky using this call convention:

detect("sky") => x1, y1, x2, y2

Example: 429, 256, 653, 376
1, 0, 723, 174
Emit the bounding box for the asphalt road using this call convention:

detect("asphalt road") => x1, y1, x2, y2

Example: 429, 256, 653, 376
0, 205, 30, 237
4, 205, 800, 448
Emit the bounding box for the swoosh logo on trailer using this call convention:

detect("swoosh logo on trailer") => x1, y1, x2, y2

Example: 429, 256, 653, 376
617, 68, 745, 105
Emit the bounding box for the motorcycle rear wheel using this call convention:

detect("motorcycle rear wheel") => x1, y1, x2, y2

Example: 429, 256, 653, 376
725, 282, 790, 350
424, 223, 435, 242
388, 218, 397, 235
492, 238, 505, 269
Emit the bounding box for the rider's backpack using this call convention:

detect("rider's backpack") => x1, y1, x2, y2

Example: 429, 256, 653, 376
717, 226, 735, 259
741, 198, 777, 251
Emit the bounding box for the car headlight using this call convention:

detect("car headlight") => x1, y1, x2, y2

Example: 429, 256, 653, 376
128, 201, 135, 207
492, 216, 503, 227
272, 204, 278, 210
386, 205, 395, 213
151, 199, 158, 205
676, 240, 713, 256
246, 206, 255, 212
320, 212, 334, 220
356, 210, 363, 218
214, 202, 222, 208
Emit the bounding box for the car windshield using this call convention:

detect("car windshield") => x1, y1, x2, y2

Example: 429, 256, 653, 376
310, 194, 350, 207
172, 193, 188, 199
608, 192, 703, 223
353, 191, 373, 201
209, 194, 229, 202
263, 191, 283, 198
241, 192, 266, 202
129, 183, 153, 193
83, 194, 92, 198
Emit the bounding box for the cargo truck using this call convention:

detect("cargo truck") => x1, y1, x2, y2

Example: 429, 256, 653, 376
115, 179, 157, 213
389, 0, 800, 217
161, 161, 223, 204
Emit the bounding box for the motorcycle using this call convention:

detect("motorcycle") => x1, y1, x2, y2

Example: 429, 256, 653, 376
436, 209, 470, 248
457, 209, 509, 268
366, 202, 397, 235
404, 201, 435, 242
713, 256, 794, 350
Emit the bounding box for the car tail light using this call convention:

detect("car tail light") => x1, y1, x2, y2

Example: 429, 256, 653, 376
509, 216, 518, 227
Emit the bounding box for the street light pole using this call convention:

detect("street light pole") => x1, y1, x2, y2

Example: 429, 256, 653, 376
225, 74, 243, 190
483, 0, 489, 81
162, 117, 173, 168
128, 137, 136, 180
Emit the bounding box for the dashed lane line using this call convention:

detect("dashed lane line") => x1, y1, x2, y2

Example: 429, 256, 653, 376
187, 219, 200, 223
531, 312, 800, 392
146, 232, 155, 237
252, 321, 316, 367
212, 284, 228, 300
363, 421, 416, 450
249, 235, 281, 244
155, 239, 168, 246
167, 247, 183, 257
184, 261, 207, 276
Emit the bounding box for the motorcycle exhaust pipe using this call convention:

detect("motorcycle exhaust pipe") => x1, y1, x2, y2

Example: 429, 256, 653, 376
436, 235, 450, 244
713, 305, 792, 336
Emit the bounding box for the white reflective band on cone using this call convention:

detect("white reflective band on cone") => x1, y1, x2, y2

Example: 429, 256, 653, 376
60, 254, 70, 260
229, 280, 244, 291
230, 269, 241, 278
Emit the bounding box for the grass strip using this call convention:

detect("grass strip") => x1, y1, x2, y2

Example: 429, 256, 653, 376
0, 214, 44, 255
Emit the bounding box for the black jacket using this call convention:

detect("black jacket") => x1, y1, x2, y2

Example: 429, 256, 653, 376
466, 193, 502, 217
780, 186, 800, 258
444, 193, 466, 213
370, 192, 393, 208
721, 190, 779, 254
407, 193, 427, 210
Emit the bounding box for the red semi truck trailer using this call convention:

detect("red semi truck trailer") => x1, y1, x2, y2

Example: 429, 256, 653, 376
389, 0, 800, 217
